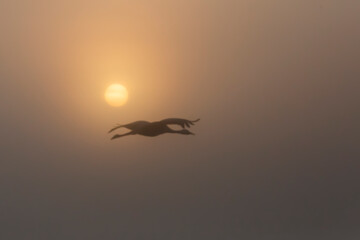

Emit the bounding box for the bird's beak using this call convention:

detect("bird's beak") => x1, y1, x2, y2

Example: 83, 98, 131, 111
111, 135, 119, 140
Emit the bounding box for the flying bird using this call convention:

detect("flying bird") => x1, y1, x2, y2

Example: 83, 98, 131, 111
109, 118, 200, 140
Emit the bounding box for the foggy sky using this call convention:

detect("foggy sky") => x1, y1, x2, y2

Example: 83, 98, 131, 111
1, 0, 359, 239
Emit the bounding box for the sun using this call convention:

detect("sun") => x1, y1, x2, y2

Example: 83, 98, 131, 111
105, 84, 128, 107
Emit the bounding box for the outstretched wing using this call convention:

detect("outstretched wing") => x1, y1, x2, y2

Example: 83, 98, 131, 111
108, 121, 150, 133
160, 118, 200, 128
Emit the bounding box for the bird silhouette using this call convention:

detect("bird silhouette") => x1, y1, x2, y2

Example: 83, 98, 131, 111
109, 118, 200, 140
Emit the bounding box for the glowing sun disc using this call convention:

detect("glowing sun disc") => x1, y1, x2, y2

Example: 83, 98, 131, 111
105, 84, 128, 107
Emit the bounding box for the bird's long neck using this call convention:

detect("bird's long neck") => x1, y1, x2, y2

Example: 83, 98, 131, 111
111, 131, 134, 140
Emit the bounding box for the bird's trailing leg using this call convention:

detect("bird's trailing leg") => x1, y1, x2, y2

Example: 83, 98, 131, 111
182, 119, 200, 128
160, 118, 200, 129
188, 118, 200, 127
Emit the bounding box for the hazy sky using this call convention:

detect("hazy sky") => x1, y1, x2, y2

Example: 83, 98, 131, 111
1, 0, 359, 239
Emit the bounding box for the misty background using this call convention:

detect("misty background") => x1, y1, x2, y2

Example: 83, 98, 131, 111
0, 0, 359, 239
